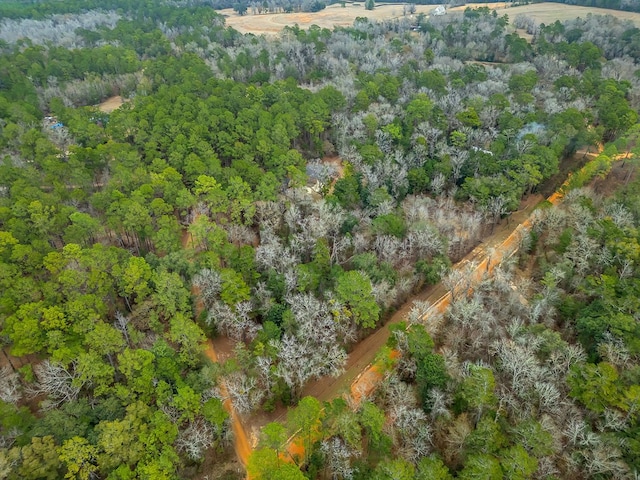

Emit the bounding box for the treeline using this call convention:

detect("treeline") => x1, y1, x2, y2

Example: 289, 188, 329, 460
0, 0, 220, 19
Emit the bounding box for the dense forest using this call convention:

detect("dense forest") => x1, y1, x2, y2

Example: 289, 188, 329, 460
1, 0, 639, 478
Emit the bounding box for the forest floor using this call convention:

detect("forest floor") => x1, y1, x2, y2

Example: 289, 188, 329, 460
219, 2, 640, 35
591, 155, 638, 197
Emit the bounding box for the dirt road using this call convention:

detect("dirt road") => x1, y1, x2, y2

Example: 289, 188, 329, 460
346, 149, 626, 405
203, 341, 252, 466
182, 219, 252, 468
208, 148, 618, 467
248, 193, 543, 432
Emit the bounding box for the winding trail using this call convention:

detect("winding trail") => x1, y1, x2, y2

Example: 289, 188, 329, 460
203, 340, 252, 466
181, 219, 252, 469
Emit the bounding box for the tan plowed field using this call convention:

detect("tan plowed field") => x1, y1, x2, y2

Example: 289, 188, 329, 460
220, 3, 440, 34
220, 2, 640, 35
488, 2, 640, 25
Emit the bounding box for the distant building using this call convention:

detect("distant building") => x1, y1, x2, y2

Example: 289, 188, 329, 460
432, 5, 446, 15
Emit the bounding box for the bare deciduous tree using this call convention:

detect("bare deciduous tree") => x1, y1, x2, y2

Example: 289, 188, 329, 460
193, 268, 222, 309
321, 437, 356, 480
0, 366, 21, 404
225, 371, 263, 414
175, 417, 221, 461
28, 361, 82, 409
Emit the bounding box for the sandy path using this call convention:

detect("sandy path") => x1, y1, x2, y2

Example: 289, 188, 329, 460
182, 217, 252, 469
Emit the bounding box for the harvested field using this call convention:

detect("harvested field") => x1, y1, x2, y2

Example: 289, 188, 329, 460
220, 2, 640, 35
484, 2, 640, 26
219, 3, 439, 34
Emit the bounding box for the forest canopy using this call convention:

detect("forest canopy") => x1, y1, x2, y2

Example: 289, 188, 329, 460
0, 1, 639, 479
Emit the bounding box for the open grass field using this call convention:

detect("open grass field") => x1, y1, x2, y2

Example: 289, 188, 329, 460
491, 2, 640, 26
219, 3, 439, 34
220, 1, 640, 35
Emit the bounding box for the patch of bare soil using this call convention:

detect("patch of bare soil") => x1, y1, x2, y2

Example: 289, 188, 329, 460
0, 348, 39, 373
97, 95, 126, 113
321, 154, 345, 195
322, 155, 344, 180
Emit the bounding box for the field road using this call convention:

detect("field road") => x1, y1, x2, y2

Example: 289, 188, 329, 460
197, 148, 628, 473
347, 149, 628, 405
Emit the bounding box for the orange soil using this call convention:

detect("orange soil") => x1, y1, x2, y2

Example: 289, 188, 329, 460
349, 349, 400, 407
286, 437, 306, 464
183, 213, 252, 472
203, 341, 252, 467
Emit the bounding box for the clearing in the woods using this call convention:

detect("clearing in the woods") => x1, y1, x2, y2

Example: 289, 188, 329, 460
97, 95, 126, 113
